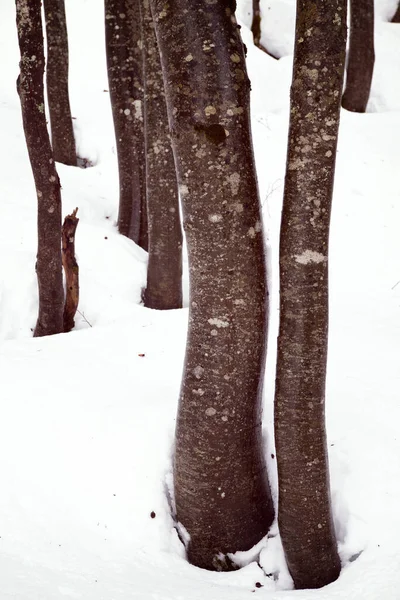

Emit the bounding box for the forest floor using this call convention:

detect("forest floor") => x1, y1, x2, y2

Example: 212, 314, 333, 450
0, 0, 400, 598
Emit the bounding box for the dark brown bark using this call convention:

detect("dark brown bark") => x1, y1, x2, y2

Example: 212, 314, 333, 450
62, 208, 79, 333
391, 3, 400, 22
251, 0, 262, 47
151, 0, 274, 571
43, 0, 77, 166
141, 0, 182, 310
16, 0, 64, 337
274, 0, 347, 589
105, 0, 146, 243
342, 0, 375, 113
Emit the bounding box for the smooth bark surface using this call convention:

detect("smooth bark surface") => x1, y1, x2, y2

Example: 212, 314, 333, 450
43, 0, 77, 165
16, 0, 64, 337
151, 0, 274, 571
62, 208, 79, 333
141, 0, 182, 310
251, 0, 262, 47
274, 0, 347, 589
342, 0, 375, 113
105, 0, 145, 243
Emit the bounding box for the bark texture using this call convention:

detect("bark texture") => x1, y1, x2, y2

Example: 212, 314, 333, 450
342, 0, 375, 113
251, 0, 262, 47
62, 208, 79, 333
151, 0, 274, 571
16, 0, 64, 337
141, 0, 182, 310
105, 0, 146, 244
274, 0, 347, 589
43, 0, 77, 165
391, 3, 400, 22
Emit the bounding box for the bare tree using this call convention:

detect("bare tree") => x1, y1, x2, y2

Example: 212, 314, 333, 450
342, 0, 375, 113
274, 0, 347, 589
151, 0, 274, 570
141, 0, 182, 310
16, 0, 64, 337
105, 0, 146, 245
43, 0, 77, 165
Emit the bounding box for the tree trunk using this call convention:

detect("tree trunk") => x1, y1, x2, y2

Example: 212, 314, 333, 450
342, 0, 375, 113
16, 0, 64, 338
43, 0, 77, 165
141, 0, 182, 310
105, 0, 145, 244
392, 3, 400, 22
151, 0, 274, 571
62, 208, 79, 333
274, 0, 347, 590
251, 0, 262, 48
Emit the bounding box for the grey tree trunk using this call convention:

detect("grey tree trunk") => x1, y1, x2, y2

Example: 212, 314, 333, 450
16, 0, 64, 337
151, 0, 274, 571
105, 0, 145, 244
392, 3, 400, 22
43, 0, 77, 166
140, 0, 182, 310
274, 0, 347, 589
342, 0, 375, 113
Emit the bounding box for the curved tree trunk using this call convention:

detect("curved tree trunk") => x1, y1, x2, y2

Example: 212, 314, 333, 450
274, 0, 347, 590
342, 0, 375, 113
43, 0, 77, 165
16, 0, 64, 337
105, 0, 145, 244
141, 0, 182, 310
391, 3, 400, 22
151, 0, 274, 571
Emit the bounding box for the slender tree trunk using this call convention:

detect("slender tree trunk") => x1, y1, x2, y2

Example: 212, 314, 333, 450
141, 0, 182, 310
251, 0, 262, 47
16, 0, 64, 338
62, 208, 79, 333
342, 0, 375, 113
151, 0, 274, 571
391, 2, 400, 22
274, 0, 347, 590
105, 0, 145, 244
43, 0, 77, 165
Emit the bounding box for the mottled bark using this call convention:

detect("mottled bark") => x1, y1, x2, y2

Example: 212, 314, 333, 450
151, 0, 274, 571
274, 0, 347, 590
16, 0, 64, 337
392, 3, 400, 22
43, 0, 77, 165
105, 0, 145, 243
251, 0, 262, 47
141, 0, 182, 310
342, 0, 375, 113
62, 208, 79, 333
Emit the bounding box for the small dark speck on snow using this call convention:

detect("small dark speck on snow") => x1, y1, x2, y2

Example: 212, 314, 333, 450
150, 511, 156, 519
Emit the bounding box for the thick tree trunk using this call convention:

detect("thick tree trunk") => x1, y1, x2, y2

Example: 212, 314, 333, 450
274, 0, 347, 589
16, 0, 64, 338
392, 3, 400, 22
62, 208, 79, 333
342, 0, 375, 113
251, 0, 262, 47
43, 0, 77, 165
141, 0, 182, 310
151, 0, 274, 571
105, 0, 145, 244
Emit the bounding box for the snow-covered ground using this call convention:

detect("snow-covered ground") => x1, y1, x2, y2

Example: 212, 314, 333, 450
1, 0, 400, 598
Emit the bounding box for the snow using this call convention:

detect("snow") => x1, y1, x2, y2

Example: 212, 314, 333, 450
1, 0, 400, 598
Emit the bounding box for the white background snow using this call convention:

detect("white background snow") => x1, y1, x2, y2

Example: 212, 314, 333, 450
0, 0, 400, 597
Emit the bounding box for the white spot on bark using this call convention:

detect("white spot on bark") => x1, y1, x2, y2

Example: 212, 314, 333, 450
48, 205, 55, 213
233, 299, 245, 305
179, 184, 189, 197
208, 214, 222, 223
133, 99, 142, 120
193, 365, 204, 379
205, 105, 216, 116
227, 172, 240, 196
210, 330, 218, 336
124, 108, 131, 115
184, 53, 193, 62
193, 388, 204, 396
208, 318, 229, 328
221, 492, 226, 498
205, 407, 217, 416
230, 53, 241, 63
294, 250, 327, 265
